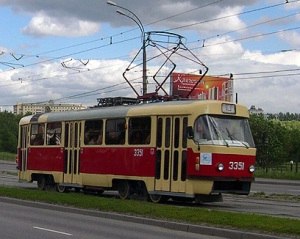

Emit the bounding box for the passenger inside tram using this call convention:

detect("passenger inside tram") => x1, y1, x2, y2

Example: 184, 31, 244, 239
194, 117, 210, 143
130, 131, 142, 144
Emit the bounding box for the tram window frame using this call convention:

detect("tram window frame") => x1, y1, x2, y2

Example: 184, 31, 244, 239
163, 150, 170, 180
174, 118, 180, 148
128, 117, 151, 145
46, 122, 62, 146
84, 119, 103, 145
181, 150, 187, 181
30, 123, 45, 146
105, 118, 126, 145
165, 118, 171, 148
157, 118, 163, 147
182, 117, 188, 148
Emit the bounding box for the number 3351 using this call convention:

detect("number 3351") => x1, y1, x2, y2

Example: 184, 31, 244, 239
229, 162, 244, 170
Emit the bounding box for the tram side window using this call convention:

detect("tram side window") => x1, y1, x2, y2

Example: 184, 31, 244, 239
30, 123, 45, 146
105, 118, 126, 145
157, 118, 163, 147
46, 122, 62, 145
182, 117, 188, 148
84, 120, 103, 145
129, 117, 151, 145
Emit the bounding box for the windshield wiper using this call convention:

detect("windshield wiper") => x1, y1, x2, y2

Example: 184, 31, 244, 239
226, 128, 234, 141
226, 127, 249, 149
209, 117, 229, 147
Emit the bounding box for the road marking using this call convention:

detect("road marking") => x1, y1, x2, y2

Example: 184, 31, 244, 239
33, 226, 72, 236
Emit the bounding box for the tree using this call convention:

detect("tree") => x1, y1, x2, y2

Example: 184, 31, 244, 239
249, 113, 300, 170
0, 111, 21, 153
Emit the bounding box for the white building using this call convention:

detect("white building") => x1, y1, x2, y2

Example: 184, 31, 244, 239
249, 105, 264, 115
13, 100, 86, 115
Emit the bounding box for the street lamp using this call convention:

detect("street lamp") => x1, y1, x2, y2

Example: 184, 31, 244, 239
107, 1, 147, 96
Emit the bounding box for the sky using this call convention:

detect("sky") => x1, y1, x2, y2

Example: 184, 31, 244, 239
0, 0, 300, 113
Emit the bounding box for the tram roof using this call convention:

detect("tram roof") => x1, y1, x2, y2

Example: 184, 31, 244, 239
19, 100, 249, 125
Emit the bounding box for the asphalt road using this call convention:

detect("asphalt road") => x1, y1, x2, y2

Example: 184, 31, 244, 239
0, 197, 289, 239
0, 160, 297, 239
252, 177, 300, 196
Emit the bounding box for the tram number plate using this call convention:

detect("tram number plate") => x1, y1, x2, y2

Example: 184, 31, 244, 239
229, 162, 244, 170
134, 149, 143, 157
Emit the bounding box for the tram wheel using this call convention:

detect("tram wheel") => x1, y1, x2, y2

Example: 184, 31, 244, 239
148, 194, 166, 203
37, 176, 46, 190
56, 183, 67, 193
118, 180, 130, 199
97, 190, 104, 195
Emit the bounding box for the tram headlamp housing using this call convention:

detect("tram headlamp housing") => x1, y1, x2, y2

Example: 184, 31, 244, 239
221, 103, 236, 114
249, 165, 255, 173
217, 163, 224, 171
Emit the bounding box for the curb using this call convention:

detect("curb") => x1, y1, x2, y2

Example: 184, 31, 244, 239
254, 178, 300, 187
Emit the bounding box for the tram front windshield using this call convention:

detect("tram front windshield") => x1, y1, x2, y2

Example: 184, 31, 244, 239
193, 115, 255, 148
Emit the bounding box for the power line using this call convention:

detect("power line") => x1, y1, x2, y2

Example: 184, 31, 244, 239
1, 1, 300, 106
189, 10, 300, 45
165, 0, 293, 32
188, 25, 300, 50
233, 68, 300, 76
2, 0, 292, 69
0, 35, 140, 76
235, 72, 300, 80
0, 0, 297, 76
35, 76, 141, 104
144, 0, 224, 27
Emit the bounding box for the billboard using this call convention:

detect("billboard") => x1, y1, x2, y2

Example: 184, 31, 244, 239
170, 72, 233, 102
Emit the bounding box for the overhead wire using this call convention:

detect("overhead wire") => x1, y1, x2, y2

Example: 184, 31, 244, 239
1, 0, 297, 72
191, 26, 300, 50
35, 76, 141, 104
165, 0, 294, 32
1, 0, 300, 105
0, 0, 261, 68
189, 10, 300, 45
0, 0, 225, 71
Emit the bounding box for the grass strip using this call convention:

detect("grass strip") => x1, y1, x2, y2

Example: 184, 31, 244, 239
0, 152, 16, 162
0, 186, 299, 237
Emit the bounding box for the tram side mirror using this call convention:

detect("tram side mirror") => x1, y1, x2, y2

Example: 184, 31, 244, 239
187, 126, 194, 139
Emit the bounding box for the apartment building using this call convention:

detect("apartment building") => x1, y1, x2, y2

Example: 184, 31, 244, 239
249, 105, 264, 115
13, 100, 86, 115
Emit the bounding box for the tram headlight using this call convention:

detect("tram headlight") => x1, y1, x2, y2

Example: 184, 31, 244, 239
217, 163, 224, 171
249, 165, 255, 173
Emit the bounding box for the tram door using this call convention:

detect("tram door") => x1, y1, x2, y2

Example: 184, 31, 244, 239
19, 125, 29, 179
63, 121, 82, 185
154, 116, 188, 193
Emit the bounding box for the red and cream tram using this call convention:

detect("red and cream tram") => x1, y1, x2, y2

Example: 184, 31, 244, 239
17, 99, 256, 203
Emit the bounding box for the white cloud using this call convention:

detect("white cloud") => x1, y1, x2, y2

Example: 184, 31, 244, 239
21, 12, 100, 37
284, 1, 300, 10
202, 35, 245, 61
242, 50, 300, 67
2, 44, 300, 114
213, 6, 246, 31
5, 58, 136, 107
278, 30, 300, 48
